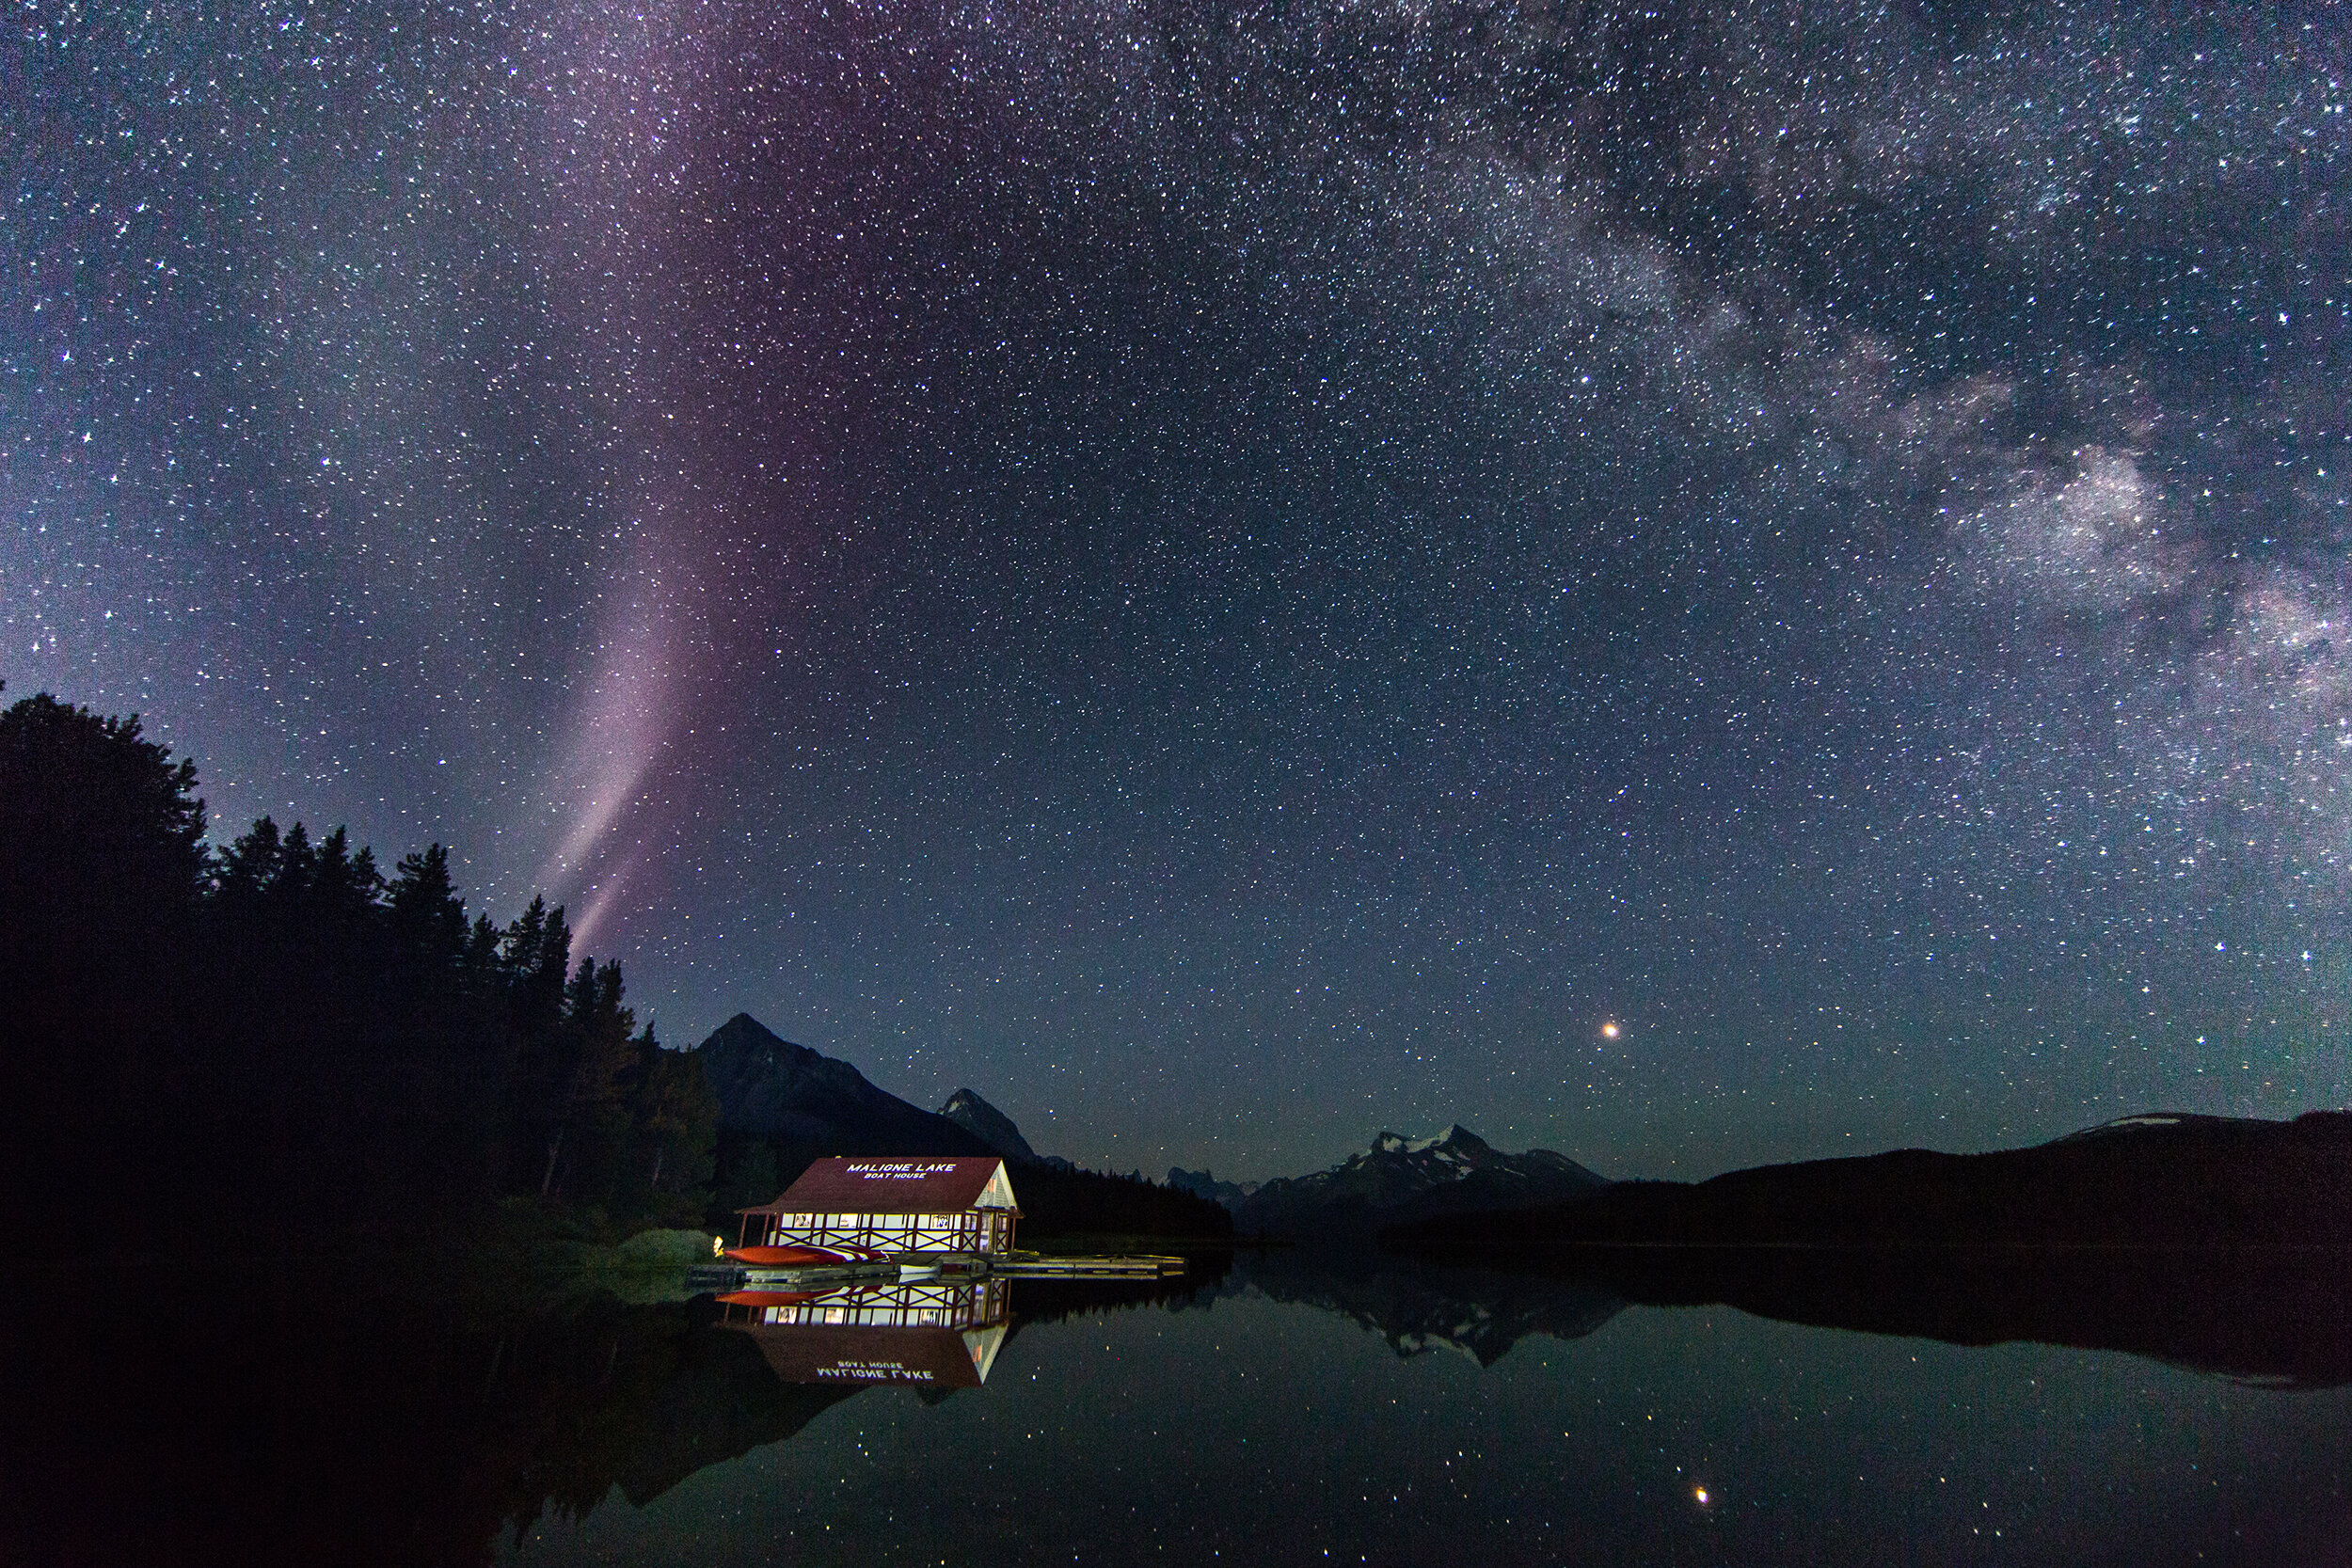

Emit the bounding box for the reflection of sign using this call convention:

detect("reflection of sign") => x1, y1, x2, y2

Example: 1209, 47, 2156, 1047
818, 1359, 926, 1382
725, 1278, 1011, 1389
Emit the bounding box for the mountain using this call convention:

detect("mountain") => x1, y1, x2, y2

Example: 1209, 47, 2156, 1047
1231, 1125, 1609, 1238
1391, 1109, 2352, 1251
1167, 1168, 1259, 1206
692, 1014, 990, 1158
939, 1087, 1038, 1160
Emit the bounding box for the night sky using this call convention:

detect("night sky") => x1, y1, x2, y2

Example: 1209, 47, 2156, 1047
8, 1, 2348, 1180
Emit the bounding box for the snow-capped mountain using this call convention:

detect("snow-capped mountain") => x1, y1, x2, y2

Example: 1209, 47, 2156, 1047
1231, 1124, 1608, 1237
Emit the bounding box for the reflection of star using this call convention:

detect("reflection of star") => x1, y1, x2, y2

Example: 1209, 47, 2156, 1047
1601, 1022, 1621, 1039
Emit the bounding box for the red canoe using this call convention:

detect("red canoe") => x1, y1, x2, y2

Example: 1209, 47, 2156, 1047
723, 1243, 866, 1268
717, 1290, 823, 1308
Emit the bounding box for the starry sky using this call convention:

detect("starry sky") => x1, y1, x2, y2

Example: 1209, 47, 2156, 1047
8, 0, 2349, 1180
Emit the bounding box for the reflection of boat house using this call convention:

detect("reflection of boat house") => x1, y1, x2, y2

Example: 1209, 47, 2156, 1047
737, 1156, 1021, 1264
725, 1277, 1012, 1388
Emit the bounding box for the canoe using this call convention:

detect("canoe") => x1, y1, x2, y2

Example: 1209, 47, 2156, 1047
717, 1291, 823, 1307
723, 1243, 865, 1268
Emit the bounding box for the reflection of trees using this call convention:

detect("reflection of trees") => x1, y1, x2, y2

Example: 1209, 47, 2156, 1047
1236, 1251, 1626, 1366
1518, 1244, 2352, 1388
1006, 1254, 1235, 1332
0, 1287, 853, 1567
10, 1244, 2335, 1565
0, 1266, 1248, 1566
1231, 1243, 2350, 1386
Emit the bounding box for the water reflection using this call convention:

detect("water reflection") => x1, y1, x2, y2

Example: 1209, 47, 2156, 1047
721, 1277, 1013, 1389
1235, 1249, 1625, 1365
1483, 1244, 2352, 1388
3, 1245, 2344, 1565
1226, 1242, 2352, 1387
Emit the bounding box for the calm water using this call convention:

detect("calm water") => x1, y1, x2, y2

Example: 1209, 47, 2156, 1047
5, 1251, 2346, 1565
519, 1252, 2346, 1568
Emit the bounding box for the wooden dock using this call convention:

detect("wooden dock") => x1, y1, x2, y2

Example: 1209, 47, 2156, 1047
684, 1260, 898, 1292
994, 1253, 1188, 1279
687, 1253, 1188, 1291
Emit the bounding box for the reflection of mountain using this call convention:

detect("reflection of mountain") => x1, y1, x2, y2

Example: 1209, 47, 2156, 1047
1235, 1250, 1625, 1366
1496, 1244, 2352, 1388
607, 1331, 864, 1507
1234, 1126, 1608, 1239
9, 1235, 2335, 1565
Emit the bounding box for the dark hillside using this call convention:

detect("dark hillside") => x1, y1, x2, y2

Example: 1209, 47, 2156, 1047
1392, 1112, 2352, 1251
1007, 1162, 1233, 1240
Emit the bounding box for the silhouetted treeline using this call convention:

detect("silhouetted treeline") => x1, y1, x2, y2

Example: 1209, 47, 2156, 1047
0, 687, 715, 1252
1391, 1111, 2352, 1252
1005, 1159, 1235, 1239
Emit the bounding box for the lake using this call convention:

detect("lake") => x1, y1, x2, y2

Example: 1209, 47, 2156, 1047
4, 1249, 2344, 1564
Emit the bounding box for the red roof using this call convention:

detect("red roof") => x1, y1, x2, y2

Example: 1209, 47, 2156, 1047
744, 1156, 1010, 1215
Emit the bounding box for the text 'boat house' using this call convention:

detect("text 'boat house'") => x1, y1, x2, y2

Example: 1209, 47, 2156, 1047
737, 1156, 1021, 1265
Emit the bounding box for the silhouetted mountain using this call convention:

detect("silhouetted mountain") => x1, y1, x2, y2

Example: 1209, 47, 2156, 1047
692, 1017, 1222, 1237
693, 1014, 991, 1158
940, 1087, 1037, 1159
1233, 1125, 1608, 1238
1392, 1110, 2352, 1250
1168, 1167, 1259, 1205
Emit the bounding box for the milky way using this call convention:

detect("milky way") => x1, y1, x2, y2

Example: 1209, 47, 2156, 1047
6, 0, 2348, 1177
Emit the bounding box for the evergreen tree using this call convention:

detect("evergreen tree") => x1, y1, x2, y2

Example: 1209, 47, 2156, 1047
213, 816, 284, 906
389, 845, 467, 965
1, 684, 721, 1248
0, 687, 207, 986
0, 687, 210, 1243
633, 1027, 719, 1222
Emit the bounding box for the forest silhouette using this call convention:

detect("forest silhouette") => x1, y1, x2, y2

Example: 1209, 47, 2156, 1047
0, 684, 715, 1255
0, 685, 1231, 1255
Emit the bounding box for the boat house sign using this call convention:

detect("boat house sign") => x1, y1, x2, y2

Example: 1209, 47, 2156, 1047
737, 1155, 1021, 1262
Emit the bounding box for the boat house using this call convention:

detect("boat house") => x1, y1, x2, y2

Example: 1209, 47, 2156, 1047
737, 1156, 1021, 1264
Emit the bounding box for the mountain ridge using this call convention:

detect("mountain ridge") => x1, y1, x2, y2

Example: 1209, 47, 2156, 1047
1391, 1108, 2352, 1251
939, 1086, 1037, 1160
692, 1013, 991, 1159
1231, 1124, 1610, 1238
